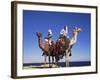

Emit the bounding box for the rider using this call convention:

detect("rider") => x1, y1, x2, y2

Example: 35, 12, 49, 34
60, 24, 68, 38
59, 24, 69, 45
59, 25, 71, 57
45, 29, 53, 46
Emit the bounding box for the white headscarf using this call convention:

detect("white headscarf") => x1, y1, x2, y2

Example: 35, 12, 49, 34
60, 25, 68, 36
65, 25, 68, 34
48, 29, 52, 35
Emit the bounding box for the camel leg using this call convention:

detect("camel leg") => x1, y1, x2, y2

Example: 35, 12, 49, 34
54, 55, 57, 65
44, 55, 47, 65
65, 50, 70, 67
54, 57, 58, 67
48, 55, 51, 67
52, 56, 54, 64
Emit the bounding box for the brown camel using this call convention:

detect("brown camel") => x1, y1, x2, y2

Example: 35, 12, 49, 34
36, 32, 57, 67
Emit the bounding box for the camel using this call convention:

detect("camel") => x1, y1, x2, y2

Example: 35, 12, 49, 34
36, 32, 57, 67
64, 27, 82, 67
52, 27, 81, 67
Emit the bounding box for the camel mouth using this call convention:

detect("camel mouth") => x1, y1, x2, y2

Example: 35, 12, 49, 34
74, 27, 82, 32
77, 28, 82, 32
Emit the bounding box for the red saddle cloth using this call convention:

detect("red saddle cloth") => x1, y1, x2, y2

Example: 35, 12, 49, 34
56, 40, 64, 54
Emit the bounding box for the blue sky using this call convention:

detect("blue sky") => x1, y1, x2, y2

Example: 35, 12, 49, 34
23, 10, 91, 63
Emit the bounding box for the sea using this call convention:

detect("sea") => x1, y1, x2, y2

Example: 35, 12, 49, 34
23, 61, 91, 67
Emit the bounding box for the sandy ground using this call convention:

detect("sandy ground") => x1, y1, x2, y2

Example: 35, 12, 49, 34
23, 64, 59, 69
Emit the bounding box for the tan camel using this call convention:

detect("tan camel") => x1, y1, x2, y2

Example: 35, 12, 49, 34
65, 27, 82, 67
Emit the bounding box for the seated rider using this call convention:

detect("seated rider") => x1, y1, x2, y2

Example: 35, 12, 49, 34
45, 29, 53, 46
59, 25, 71, 56
59, 24, 69, 44
59, 24, 68, 39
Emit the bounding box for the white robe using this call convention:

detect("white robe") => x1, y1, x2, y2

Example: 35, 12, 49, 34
60, 28, 68, 36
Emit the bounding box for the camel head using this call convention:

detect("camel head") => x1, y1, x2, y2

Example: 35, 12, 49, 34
73, 27, 82, 33
36, 32, 42, 38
